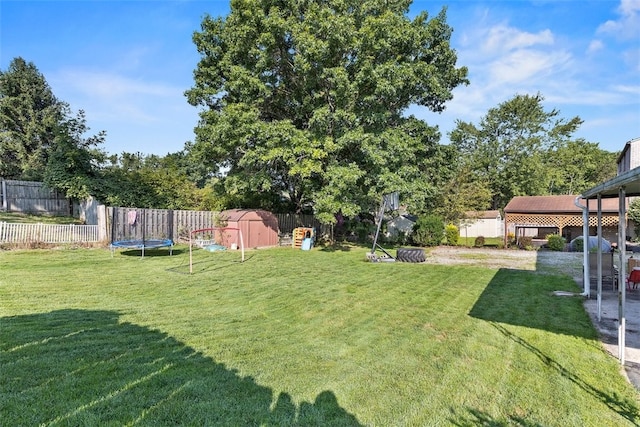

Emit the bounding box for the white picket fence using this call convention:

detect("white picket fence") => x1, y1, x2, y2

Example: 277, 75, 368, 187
0, 222, 100, 244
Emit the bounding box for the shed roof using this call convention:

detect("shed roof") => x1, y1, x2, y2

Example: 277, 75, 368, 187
504, 195, 622, 214
221, 209, 277, 222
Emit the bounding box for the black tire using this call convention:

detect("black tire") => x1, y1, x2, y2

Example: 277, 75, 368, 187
396, 247, 425, 263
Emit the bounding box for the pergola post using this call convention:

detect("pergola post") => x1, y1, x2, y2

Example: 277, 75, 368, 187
597, 195, 603, 322
618, 187, 627, 364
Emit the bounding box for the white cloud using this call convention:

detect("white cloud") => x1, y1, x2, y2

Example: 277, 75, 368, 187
456, 23, 569, 87
623, 47, 640, 71
481, 25, 554, 55
57, 70, 176, 99
50, 69, 186, 124
587, 39, 605, 54
597, 0, 640, 40
612, 83, 640, 96
488, 49, 572, 85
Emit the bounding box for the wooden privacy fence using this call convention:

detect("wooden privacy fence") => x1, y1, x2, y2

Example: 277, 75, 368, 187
108, 208, 331, 243
0, 222, 100, 244
275, 213, 330, 236
108, 208, 217, 243
0, 207, 329, 245
1, 179, 71, 215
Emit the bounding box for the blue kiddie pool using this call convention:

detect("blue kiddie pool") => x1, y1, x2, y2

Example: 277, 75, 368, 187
204, 244, 227, 252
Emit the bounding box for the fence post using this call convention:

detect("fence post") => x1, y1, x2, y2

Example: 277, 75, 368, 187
1, 179, 6, 211
97, 205, 107, 241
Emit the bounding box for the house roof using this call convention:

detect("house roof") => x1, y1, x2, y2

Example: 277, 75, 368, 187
504, 195, 622, 214
465, 210, 502, 219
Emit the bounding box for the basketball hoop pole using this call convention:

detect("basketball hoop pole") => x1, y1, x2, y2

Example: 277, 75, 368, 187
370, 192, 399, 261
371, 198, 386, 255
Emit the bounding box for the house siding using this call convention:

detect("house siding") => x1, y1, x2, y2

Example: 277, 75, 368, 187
617, 137, 640, 174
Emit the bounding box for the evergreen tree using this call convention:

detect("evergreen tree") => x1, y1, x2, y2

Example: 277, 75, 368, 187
0, 57, 64, 180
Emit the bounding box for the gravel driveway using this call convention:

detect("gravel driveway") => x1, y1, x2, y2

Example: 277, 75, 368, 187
425, 246, 584, 279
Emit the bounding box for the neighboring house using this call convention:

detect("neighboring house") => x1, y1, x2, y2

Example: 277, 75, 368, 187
458, 210, 503, 238
617, 137, 640, 174
503, 195, 626, 244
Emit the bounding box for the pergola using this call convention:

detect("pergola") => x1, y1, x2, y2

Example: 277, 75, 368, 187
503, 195, 621, 247
581, 167, 640, 364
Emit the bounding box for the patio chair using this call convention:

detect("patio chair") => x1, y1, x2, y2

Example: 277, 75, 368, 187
627, 258, 640, 290
588, 252, 618, 290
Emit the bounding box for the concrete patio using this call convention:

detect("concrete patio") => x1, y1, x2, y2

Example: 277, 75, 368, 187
583, 279, 640, 390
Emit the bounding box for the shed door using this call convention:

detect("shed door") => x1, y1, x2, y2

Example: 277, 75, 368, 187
249, 220, 262, 248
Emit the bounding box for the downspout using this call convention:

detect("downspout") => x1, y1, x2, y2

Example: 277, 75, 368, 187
575, 196, 590, 297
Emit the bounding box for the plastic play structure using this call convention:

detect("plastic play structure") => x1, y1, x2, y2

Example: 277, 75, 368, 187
292, 227, 315, 250
189, 227, 245, 273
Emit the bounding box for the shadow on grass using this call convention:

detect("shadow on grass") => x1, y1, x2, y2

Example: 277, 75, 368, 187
165, 253, 256, 275
493, 322, 640, 425
116, 247, 181, 257
0, 309, 362, 426
468, 268, 595, 338
468, 268, 640, 424
449, 407, 545, 426
319, 243, 355, 252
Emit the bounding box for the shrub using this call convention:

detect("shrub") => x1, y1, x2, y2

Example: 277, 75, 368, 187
412, 214, 444, 247
573, 237, 584, 252
474, 236, 486, 247
445, 224, 459, 246
546, 234, 566, 251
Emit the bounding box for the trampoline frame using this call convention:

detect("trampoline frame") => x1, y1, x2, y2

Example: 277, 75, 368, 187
110, 238, 173, 258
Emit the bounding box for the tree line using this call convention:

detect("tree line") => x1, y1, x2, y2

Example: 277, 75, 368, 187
0, 0, 617, 225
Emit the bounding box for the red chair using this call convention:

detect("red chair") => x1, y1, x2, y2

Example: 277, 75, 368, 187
627, 259, 640, 290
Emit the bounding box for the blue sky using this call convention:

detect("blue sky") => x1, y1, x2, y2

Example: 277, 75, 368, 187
1, 0, 639, 156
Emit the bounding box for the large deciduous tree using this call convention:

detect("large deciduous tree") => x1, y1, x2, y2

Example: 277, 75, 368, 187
186, 0, 468, 222
43, 108, 106, 200
544, 139, 617, 195
0, 57, 64, 180
450, 93, 586, 210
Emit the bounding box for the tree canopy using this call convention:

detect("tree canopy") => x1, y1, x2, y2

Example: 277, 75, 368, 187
43, 108, 106, 200
450, 93, 616, 210
0, 57, 64, 180
186, 0, 468, 222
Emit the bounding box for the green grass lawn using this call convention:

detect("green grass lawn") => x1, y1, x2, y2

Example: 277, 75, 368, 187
1, 245, 638, 426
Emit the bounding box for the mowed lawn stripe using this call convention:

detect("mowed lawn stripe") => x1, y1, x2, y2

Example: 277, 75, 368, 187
0, 246, 638, 425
